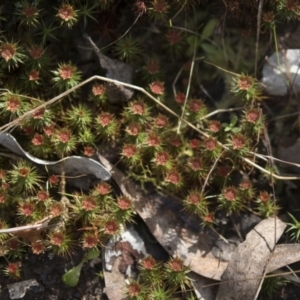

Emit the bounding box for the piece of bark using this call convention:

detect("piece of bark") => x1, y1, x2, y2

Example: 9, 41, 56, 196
216, 217, 286, 300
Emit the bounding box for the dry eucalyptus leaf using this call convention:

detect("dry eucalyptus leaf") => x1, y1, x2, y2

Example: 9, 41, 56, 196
0, 133, 111, 185
84, 34, 134, 103
98, 154, 228, 281
267, 244, 300, 273
216, 217, 286, 300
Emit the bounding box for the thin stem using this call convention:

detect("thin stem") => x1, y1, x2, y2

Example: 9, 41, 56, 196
98, 13, 141, 51
273, 24, 289, 88
177, 37, 197, 133
254, 0, 263, 77
0, 216, 52, 234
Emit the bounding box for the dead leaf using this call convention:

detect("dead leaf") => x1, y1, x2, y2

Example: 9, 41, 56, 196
267, 244, 300, 273
216, 217, 286, 300
0, 133, 111, 189
85, 34, 134, 103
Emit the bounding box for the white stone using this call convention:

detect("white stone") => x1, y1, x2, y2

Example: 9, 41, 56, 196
262, 49, 300, 96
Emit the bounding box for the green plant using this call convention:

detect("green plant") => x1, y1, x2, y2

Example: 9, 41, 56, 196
48, 231, 75, 257
231, 74, 264, 102
164, 256, 191, 292
52, 62, 82, 94
256, 191, 280, 218
15, 1, 40, 27
126, 255, 192, 299
56, 3, 79, 28
62, 248, 100, 287
8, 160, 42, 194
0, 40, 26, 71
3, 262, 22, 279
286, 213, 300, 241
114, 34, 143, 63
260, 276, 287, 300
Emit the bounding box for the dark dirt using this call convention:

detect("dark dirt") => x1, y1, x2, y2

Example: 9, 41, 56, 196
0, 248, 106, 300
